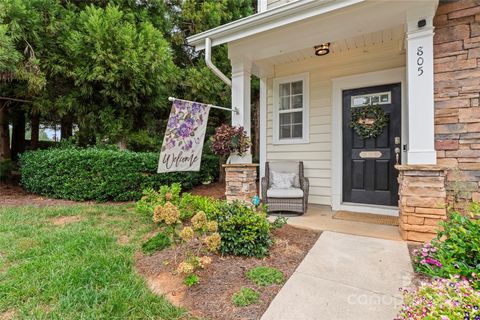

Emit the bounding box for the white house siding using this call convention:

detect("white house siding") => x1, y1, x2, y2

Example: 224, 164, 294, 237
265, 42, 406, 205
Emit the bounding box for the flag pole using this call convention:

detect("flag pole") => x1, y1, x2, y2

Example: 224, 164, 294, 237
168, 97, 239, 114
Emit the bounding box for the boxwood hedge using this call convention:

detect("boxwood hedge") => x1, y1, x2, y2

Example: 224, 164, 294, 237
19, 147, 218, 201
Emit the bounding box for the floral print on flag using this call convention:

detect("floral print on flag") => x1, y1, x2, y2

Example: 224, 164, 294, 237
158, 100, 210, 172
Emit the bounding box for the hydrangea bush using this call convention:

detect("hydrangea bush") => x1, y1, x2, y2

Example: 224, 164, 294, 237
152, 204, 221, 285
397, 276, 480, 320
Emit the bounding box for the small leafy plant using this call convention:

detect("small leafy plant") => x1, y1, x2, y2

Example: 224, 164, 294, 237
183, 274, 200, 287
231, 287, 260, 307
397, 276, 480, 319
270, 216, 288, 229
246, 266, 284, 286
141, 232, 172, 255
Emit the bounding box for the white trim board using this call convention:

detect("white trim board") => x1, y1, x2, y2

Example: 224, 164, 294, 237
331, 67, 406, 217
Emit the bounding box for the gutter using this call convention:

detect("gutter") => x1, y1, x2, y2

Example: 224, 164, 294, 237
205, 37, 231, 86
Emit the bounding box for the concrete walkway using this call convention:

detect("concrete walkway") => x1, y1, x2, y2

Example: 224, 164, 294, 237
261, 231, 413, 320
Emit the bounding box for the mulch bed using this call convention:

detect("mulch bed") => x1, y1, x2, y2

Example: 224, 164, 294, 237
0, 180, 226, 207
190, 181, 226, 200
0, 183, 78, 207
135, 224, 321, 320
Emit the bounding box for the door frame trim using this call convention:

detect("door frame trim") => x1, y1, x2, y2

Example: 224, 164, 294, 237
331, 67, 406, 216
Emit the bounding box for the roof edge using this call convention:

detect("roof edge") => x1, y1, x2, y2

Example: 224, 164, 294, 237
186, 0, 364, 50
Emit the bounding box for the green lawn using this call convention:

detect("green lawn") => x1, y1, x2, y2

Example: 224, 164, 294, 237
0, 204, 188, 319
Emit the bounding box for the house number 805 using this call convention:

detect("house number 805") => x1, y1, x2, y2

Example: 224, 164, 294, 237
417, 46, 424, 76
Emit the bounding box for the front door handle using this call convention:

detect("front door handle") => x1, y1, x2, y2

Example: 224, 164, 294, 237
394, 147, 400, 165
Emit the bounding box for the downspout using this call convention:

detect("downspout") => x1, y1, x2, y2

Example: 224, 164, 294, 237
205, 37, 232, 86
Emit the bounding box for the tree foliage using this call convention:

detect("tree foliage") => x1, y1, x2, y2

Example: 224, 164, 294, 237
0, 0, 256, 159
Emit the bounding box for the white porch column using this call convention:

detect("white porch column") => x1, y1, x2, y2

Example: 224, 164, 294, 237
406, 15, 436, 164
259, 77, 267, 194
231, 60, 253, 162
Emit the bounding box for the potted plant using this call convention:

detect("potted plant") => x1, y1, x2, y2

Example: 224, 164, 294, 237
210, 124, 252, 181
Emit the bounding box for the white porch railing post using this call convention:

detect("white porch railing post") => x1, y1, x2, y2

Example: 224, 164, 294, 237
406, 13, 436, 165
231, 60, 253, 162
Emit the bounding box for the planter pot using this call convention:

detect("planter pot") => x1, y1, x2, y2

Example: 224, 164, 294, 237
227, 152, 252, 164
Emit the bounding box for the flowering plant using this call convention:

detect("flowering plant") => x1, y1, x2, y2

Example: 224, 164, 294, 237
413, 241, 443, 271
210, 124, 251, 157
413, 207, 480, 289
396, 276, 480, 320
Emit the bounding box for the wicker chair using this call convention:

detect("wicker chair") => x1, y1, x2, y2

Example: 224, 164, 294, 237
261, 161, 309, 214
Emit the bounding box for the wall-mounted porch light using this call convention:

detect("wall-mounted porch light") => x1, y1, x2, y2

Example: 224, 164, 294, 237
314, 43, 330, 56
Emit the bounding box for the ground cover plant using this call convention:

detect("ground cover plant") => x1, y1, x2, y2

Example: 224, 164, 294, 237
0, 204, 188, 319
20, 147, 218, 201
231, 288, 260, 307
246, 266, 285, 286
141, 232, 172, 255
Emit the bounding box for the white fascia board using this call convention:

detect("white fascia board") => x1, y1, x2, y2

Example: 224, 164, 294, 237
187, 0, 364, 51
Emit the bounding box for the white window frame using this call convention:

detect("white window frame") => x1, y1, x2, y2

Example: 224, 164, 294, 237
272, 73, 309, 144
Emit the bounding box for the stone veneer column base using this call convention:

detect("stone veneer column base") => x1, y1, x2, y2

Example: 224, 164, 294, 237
395, 165, 448, 242
223, 164, 258, 203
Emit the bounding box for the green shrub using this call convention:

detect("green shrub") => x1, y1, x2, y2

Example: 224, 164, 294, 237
141, 232, 172, 255
397, 276, 480, 319
413, 204, 480, 289
20, 147, 218, 201
231, 287, 259, 307
246, 266, 284, 286
213, 201, 272, 258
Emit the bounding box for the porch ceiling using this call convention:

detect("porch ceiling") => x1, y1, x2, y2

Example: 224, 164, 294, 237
253, 24, 406, 74
226, 0, 437, 67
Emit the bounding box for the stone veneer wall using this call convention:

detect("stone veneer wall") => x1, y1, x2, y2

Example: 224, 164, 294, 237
223, 164, 258, 202
434, 0, 480, 207
396, 166, 448, 242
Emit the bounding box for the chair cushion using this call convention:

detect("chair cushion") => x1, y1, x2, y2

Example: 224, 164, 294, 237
269, 162, 301, 188
267, 188, 304, 198
271, 171, 296, 189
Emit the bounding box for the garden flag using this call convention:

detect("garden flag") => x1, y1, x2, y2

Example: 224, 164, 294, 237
158, 99, 210, 172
